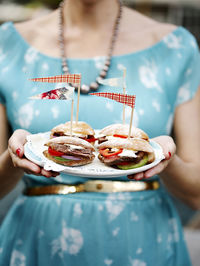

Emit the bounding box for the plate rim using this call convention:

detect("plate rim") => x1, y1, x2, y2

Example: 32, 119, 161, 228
24, 132, 165, 178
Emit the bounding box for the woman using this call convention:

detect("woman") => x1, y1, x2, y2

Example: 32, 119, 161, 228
0, 0, 200, 265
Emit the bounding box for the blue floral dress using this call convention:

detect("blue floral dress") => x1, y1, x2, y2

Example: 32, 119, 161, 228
0, 22, 200, 266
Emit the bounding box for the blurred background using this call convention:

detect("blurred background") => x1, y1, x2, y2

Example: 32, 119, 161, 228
0, 0, 200, 265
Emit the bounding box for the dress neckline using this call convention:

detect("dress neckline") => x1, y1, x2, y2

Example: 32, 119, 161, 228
9, 21, 182, 62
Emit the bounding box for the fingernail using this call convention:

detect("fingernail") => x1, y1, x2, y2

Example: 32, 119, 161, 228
135, 177, 144, 181
16, 148, 21, 157
134, 174, 144, 180
168, 152, 171, 160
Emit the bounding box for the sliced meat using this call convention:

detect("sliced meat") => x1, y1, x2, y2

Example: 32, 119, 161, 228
50, 143, 93, 158
98, 136, 107, 144
98, 151, 145, 166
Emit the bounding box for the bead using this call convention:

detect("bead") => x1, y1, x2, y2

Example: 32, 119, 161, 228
62, 66, 68, 73
103, 66, 109, 72
59, 0, 122, 93
105, 60, 111, 67
100, 70, 107, 78
96, 77, 102, 84
90, 82, 99, 91
81, 84, 90, 94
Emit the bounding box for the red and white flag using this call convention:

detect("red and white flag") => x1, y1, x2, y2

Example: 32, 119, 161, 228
90, 92, 136, 108
29, 87, 74, 100
29, 74, 81, 84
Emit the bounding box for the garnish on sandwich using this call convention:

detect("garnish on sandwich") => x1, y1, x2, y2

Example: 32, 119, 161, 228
98, 138, 155, 170
98, 123, 149, 144
43, 136, 95, 166
50, 121, 96, 144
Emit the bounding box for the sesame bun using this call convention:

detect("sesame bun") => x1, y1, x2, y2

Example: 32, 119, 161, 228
50, 121, 95, 138
99, 124, 149, 141
45, 136, 95, 151
98, 138, 153, 153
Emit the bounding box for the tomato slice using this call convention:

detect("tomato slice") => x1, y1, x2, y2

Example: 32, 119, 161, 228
113, 134, 128, 139
80, 137, 97, 143
99, 148, 123, 157
85, 137, 97, 143
48, 147, 65, 157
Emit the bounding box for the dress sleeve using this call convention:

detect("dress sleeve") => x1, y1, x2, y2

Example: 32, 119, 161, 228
0, 22, 12, 106
175, 32, 200, 107
0, 23, 8, 106
0, 91, 5, 105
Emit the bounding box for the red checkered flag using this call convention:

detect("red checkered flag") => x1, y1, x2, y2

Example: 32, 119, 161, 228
90, 92, 136, 108
90, 92, 136, 138
29, 74, 81, 84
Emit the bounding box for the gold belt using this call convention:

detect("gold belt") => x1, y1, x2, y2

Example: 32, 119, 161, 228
24, 180, 160, 196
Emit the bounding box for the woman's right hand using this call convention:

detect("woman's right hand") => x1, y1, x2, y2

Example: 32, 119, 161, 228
8, 129, 59, 178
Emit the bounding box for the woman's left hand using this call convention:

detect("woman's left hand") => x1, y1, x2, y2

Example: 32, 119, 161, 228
128, 136, 176, 180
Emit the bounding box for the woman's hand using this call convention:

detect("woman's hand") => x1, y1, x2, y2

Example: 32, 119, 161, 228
128, 136, 176, 180
8, 129, 59, 178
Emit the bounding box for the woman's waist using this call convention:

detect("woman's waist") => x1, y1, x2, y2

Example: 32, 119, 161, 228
23, 173, 159, 187
23, 173, 162, 201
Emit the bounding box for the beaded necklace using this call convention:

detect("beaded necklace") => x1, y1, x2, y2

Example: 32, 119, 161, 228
58, 0, 122, 93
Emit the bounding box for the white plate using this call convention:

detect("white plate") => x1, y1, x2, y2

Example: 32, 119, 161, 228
24, 132, 165, 178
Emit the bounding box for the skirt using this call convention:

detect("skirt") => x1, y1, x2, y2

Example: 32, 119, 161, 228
0, 184, 191, 266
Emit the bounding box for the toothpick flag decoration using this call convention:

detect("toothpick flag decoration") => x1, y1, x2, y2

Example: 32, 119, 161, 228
90, 92, 136, 108
30, 73, 82, 124
98, 77, 124, 87
29, 87, 74, 100
98, 70, 127, 124
90, 92, 136, 138
29, 74, 82, 136
29, 74, 81, 84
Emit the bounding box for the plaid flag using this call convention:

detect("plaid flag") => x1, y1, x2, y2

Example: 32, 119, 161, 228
98, 77, 124, 87
29, 74, 81, 84
90, 92, 136, 108
29, 87, 74, 100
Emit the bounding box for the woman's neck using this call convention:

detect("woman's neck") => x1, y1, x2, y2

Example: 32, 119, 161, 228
63, 0, 120, 30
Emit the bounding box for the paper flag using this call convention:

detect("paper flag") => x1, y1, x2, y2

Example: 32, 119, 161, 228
29, 74, 81, 84
90, 92, 136, 108
98, 77, 124, 87
29, 87, 74, 100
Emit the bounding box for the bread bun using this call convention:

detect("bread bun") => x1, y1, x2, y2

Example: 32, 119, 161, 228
98, 138, 153, 153
45, 136, 95, 151
44, 136, 95, 167
50, 121, 95, 138
99, 123, 149, 141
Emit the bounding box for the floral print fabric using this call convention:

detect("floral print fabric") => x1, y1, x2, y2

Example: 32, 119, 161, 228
0, 22, 200, 265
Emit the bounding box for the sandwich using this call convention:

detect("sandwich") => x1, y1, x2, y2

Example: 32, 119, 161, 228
43, 136, 95, 166
98, 123, 149, 144
98, 138, 155, 170
50, 121, 96, 144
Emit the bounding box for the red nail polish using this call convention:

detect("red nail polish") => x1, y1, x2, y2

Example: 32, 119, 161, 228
168, 152, 171, 159
135, 177, 144, 181
16, 148, 21, 157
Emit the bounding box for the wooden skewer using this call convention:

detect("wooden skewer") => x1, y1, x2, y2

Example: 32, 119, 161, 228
128, 107, 134, 139
76, 83, 81, 123
123, 69, 126, 124
70, 99, 74, 137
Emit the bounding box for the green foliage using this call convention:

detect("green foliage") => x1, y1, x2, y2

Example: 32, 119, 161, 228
40, 0, 62, 9
12, 0, 62, 9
